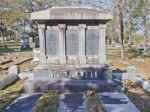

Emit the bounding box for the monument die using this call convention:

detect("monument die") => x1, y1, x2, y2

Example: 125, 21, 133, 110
31, 7, 113, 80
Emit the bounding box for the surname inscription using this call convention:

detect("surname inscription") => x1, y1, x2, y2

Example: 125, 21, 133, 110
86, 29, 99, 55
66, 29, 79, 55
46, 29, 59, 55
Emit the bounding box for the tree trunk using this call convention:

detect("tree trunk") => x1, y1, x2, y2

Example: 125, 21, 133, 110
143, 0, 147, 53
0, 30, 7, 48
144, 24, 147, 52
128, 21, 132, 47
115, 0, 126, 60
128, 1, 132, 48
33, 21, 38, 35
0, 20, 7, 48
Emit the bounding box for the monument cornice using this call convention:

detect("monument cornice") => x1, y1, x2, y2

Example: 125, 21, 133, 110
31, 7, 113, 21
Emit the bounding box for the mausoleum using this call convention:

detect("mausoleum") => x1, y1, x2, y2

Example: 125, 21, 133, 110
31, 7, 113, 80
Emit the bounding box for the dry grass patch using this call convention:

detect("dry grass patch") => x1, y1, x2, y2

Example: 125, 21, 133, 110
122, 80, 150, 112
108, 59, 127, 73
0, 79, 27, 112
86, 91, 106, 112
33, 92, 60, 112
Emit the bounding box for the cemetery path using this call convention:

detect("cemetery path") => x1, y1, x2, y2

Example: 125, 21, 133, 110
4, 93, 42, 112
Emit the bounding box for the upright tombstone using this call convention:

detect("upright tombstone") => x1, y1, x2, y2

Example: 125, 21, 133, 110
34, 36, 39, 48
20, 34, 30, 50
31, 7, 113, 80
32, 36, 40, 64
29, 37, 33, 42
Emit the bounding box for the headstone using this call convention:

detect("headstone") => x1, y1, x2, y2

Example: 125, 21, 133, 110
127, 66, 137, 76
46, 29, 59, 55
86, 29, 99, 55
4, 93, 42, 112
32, 48, 40, 64
111, 40, 116, 48
98, 93, 141, 112
9, 65, 20, 75
25, 67, 30, 72
0, 56, 6, 59
135, 59, 144, 62
20, 34, 30, 50
29, 37, 33, 42
34, 36, 39, 48
66, 29, 79, 55
58, 94, 88, 112
107, 39, 110, 46
10, 56, 18, 59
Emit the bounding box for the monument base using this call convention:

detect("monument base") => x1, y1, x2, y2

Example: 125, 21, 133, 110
33, 64, 112, 80
21, 79, 124, 92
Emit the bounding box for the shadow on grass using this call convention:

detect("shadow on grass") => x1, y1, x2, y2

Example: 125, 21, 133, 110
112, 68, 126, 73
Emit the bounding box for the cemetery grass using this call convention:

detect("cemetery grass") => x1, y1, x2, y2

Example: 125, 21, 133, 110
33, 92, 60, 112
0, 59, 37, 80
0, 42, 34, 53
0, 78, 27, 112
86, 91, 106, 112
122, 80, 150, 112
33, 91, 106, 112
107, 49, 150, 80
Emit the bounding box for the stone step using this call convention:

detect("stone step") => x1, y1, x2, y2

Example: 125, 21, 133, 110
98, 93, 141, 112
58, 94, 88, 112
21, 79, 124, 92
4, 93, 42, 112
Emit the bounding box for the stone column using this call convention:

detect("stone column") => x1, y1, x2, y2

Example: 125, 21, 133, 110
38, 24, 46, 64
79, 24, 86, 64
99, 24, 106, 64
58, 24, 66, 64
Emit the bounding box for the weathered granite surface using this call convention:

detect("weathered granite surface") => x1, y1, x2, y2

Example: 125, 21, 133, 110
98, 93, 141, 112
9, 65, 20, 75
21, 79, 124, 92
0, 74, 18, 90
4, 93, 42, 112
58, 94, 88, 112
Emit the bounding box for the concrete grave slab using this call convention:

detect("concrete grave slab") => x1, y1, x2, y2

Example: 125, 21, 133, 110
58, 94, 88, 112
4, 93, 42, 112
98, 93, 141, 112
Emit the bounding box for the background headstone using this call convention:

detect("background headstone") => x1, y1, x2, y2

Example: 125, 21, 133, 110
34, 36, 39, 48
20, 34, 30, 50
29, 37, 33, 42
9, 65, 20, 75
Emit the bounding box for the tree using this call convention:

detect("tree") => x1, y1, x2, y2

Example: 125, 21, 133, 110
113, 0, 126, 60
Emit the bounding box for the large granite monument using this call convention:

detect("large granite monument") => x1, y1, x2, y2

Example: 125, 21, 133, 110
23, 7, 124, 92
31, 7, 113, 80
